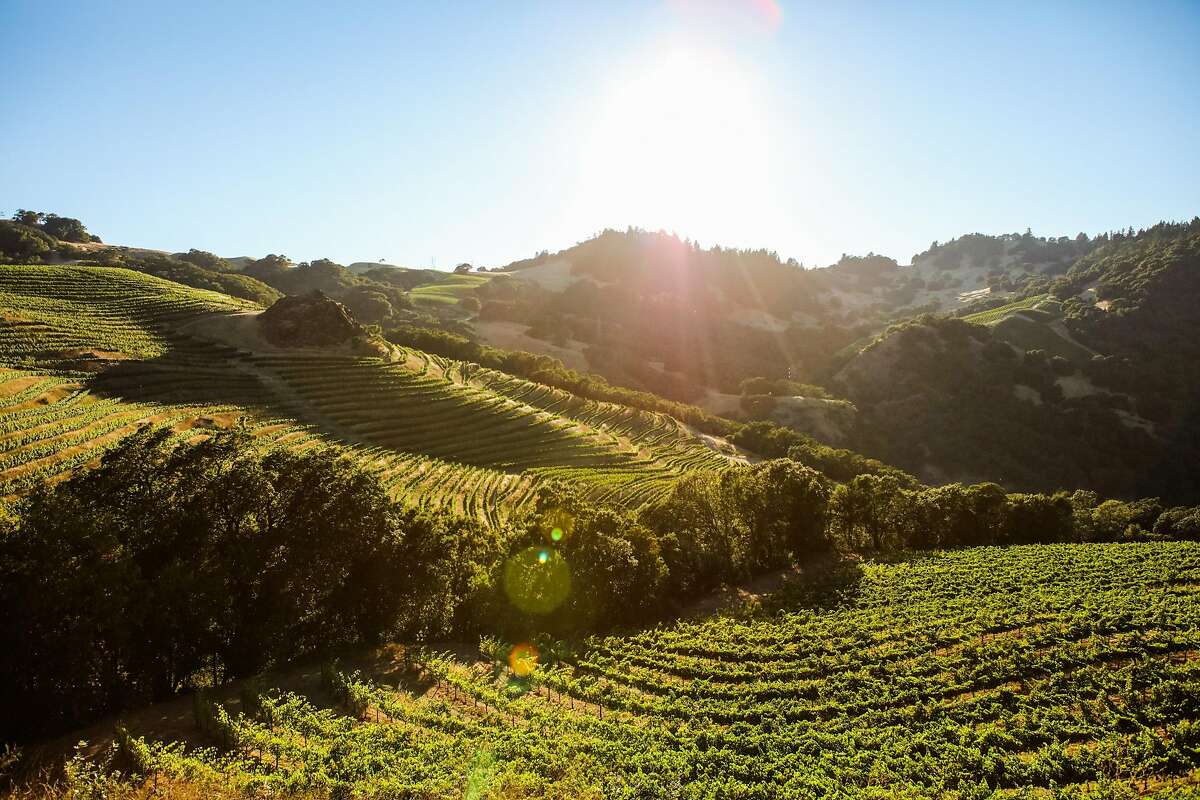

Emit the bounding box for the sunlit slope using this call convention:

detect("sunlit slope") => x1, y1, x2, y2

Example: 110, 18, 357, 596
110, 542, 1200, 797
0, 264, 730, 518
409, 271, 493, 306
0, 264, 257, 361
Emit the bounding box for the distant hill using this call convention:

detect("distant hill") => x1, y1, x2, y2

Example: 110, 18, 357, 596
833, 219, 1200, 501
346, 260, 409, 274
7, 212, 1198, 502
476, 228, 1103, 421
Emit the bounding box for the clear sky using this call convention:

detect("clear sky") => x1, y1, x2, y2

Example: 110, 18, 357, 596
2, 0, 1198, 269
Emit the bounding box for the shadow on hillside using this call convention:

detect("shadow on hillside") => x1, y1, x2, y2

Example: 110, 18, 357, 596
758, 556, 865, 615
85, 356, 269, 407
668, 555, 867, 627
79, 342, 303, 429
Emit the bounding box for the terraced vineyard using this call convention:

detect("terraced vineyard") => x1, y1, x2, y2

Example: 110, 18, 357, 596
0, 264, 257, 362
0, 264, 732, 522
112, 542, 1200, 797
962, 294, 1050, 326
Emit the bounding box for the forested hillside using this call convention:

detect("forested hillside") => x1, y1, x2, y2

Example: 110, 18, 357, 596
836, 220, 1200, 501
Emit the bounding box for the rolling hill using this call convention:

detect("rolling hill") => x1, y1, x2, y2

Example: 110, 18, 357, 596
0, 264, 736, 524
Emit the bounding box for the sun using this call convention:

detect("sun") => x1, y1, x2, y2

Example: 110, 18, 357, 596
574, 45, 774, 245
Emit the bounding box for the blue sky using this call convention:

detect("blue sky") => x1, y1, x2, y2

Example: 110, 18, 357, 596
2, 0, 1197, 269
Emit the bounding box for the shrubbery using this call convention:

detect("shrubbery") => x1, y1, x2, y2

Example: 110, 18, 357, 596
0, 221, 58, 263
0, 429, 497, 741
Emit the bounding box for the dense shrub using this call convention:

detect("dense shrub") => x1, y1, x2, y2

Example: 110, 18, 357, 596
0, 428, 494, 741
0, 221, 58, 262
116, 252, 283, 305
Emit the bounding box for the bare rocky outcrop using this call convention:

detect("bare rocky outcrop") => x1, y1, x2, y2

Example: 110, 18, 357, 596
258, 291, 364, 348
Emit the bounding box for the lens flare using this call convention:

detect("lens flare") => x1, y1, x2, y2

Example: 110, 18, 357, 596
542, 508, 575, 544
502, 546, 571, 614
508, 642, 539, 678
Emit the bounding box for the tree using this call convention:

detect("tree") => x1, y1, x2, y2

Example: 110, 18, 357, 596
40, 214, 93, 243
177, 249, 230, 271
519, 484, 667, 631
454, 263, 473, 274
343, 287, 394, 325
733, 460, 832, 563
11, 209, 43, 227
0, 428, 420, 741
0, 220, 56, 261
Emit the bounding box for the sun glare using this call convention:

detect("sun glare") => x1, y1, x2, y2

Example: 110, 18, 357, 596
576, 45, 775, 245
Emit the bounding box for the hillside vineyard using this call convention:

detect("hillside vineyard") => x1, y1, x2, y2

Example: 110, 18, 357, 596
0, 265, 731, 522
116, 544, 1200, 797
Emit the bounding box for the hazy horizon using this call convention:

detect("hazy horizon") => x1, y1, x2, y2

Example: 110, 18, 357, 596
2, 0, 1198, 270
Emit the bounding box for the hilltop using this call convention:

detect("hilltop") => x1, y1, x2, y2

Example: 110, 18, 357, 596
477, 229, 1102, 412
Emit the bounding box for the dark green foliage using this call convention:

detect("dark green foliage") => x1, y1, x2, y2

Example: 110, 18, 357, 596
0, 220, 58, 262
113, 252, 283, 305
647, 461, 834, 596
509, 483, 667, 632
1155, 506, 1200, 540
836, 221, 1200, 503
175, 248, 232, 271
39, 214, 94, 243
359, 265, 443, 290
912, 230, 1096, 272
837, 312, 1180, 500
0, 428, 491, 741
242, 256, 412, 324
729, 421, 915, 485
9, 210, 99, 244
828, 253, 898, 286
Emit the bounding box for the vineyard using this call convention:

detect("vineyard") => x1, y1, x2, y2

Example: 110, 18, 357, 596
104, 542, 1200, 797
961, 294, 1051, 326
0, 264, 731, 522
409, 272, 495, 307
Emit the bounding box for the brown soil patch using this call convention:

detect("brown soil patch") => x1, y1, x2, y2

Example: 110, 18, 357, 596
0, 375, 47, 396
0, 384, 81, 415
